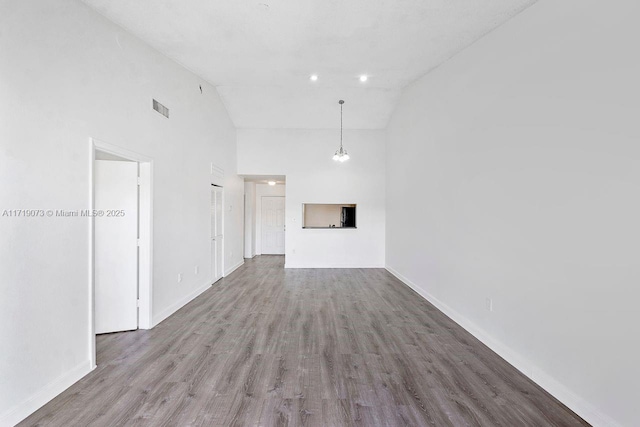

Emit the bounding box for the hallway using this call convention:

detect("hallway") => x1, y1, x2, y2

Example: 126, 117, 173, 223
21, 256, 587, 426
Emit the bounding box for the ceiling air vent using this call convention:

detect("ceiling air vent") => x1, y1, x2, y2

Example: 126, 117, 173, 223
152, 99, 169, 118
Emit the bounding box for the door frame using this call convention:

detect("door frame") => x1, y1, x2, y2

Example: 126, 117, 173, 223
89, 138, 153, 368
211, 184, 225, 282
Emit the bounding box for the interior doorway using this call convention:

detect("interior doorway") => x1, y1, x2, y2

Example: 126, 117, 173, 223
90, 139, 152, 368
211, 185, 224, 283
241, 176, 286, 258
94, 158, 138, 334
261, 196, 285, 254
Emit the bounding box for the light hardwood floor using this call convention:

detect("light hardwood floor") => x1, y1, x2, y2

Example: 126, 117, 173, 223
20, 256, 589, 426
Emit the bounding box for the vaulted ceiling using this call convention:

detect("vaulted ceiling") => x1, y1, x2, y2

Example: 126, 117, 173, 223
80, 0, 536, 129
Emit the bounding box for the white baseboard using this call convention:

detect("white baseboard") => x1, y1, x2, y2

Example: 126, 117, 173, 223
152, 280, 212, 327
385, 265, 621, 427
224, 259, 244, 277
285, 263, 385, 269
0, 360, 94, 427
152, 258, 244, 328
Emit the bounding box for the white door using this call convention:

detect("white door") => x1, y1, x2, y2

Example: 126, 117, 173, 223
211, 186, 223, 282
262, 196, 285, 254
94, 160, 138, 334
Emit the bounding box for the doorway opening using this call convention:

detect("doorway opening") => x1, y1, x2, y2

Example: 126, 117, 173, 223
241, 176, 286, 259
89, 139, 152, 368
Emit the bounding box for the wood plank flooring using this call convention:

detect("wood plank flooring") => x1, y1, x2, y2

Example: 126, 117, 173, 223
20, 256, 589, 426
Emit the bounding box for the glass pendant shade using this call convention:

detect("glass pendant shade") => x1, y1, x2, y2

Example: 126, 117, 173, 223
333, 146, 349, 162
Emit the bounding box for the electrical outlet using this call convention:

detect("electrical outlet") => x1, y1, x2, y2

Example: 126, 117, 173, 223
195, 265, 199, 275
178, 273, 183, 283
486, 297, 493, 312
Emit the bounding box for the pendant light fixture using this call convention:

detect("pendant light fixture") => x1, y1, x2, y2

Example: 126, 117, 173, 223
333, 100, 350, 162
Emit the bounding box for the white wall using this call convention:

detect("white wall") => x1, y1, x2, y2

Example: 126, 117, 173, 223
0, 0, 243, 424
385, 1, 640, 426
255, 184, 286, 255
238, 129, 385, 268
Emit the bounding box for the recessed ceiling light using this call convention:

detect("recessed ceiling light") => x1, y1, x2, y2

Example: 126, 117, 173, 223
268, 181, 276, 186
310, 74, 318, 81
359, 75, 368, 82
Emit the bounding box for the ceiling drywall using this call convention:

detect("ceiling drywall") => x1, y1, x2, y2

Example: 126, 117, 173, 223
80, 0, 536, 129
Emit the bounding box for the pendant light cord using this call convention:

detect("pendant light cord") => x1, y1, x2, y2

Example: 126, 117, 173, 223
333, 99, 348, 161
339, 99, 344, 150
